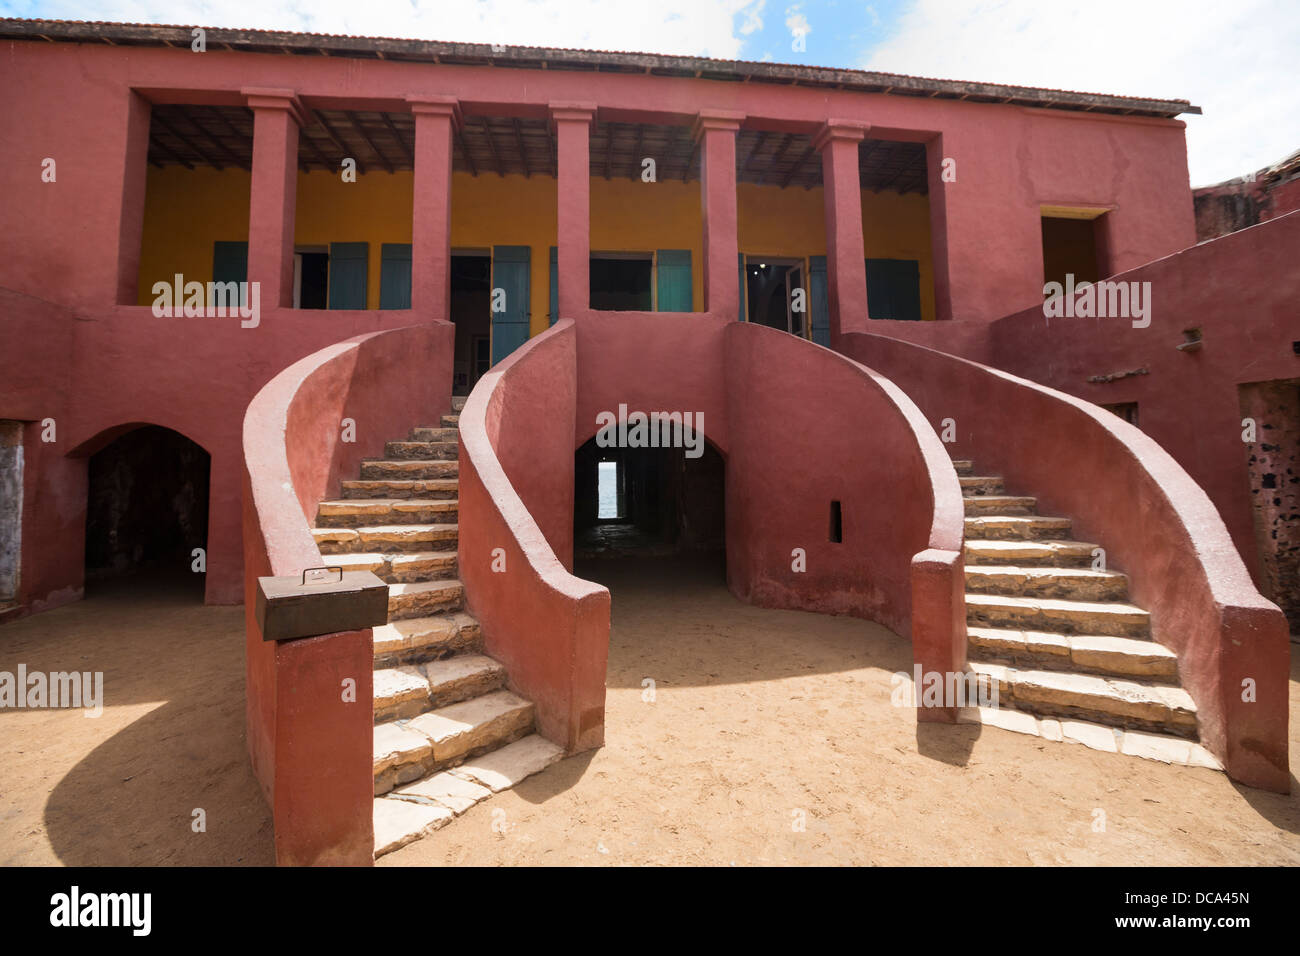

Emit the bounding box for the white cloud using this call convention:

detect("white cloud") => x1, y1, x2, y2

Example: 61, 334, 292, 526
4, 0, 757, 59
857, 0, 1300, 185
738, 0, 765, 36
785, 5, 811, 38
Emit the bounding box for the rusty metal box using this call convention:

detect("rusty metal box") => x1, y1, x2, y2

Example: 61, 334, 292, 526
255, 567, 389, 642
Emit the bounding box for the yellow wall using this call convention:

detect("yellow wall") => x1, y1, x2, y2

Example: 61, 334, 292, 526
138, 166, 934, 323
137, 166, 250, 303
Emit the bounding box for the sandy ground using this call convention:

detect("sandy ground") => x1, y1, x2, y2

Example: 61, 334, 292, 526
0, 574, 273, 865
2, 558, 1297, 867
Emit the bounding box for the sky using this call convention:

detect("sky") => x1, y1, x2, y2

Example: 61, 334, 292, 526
3, 0, 1296, 185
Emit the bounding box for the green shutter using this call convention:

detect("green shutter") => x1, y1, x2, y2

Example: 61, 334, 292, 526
809, 255, 829, 346
656, 249, 692, 312
491, 245, 531, 365
738, 253, 747, 321
212, 241, 248, 306
379, 243, 412, 310
329, 242, 369, 310
866, 258, 922, 321
549, 246, 559, 325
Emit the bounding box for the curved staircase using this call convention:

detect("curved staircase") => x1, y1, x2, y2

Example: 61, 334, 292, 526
955, 458, 1223, 771
312, 397, 563, 858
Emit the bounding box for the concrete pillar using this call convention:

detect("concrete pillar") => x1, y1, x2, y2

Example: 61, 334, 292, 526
408, 96, 461, 321
694, 110, 744, 319
815, 120, 870, 341
244, 88, 306, 311
551, 103, 595, 318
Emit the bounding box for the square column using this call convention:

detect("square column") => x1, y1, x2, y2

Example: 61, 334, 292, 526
694, 110, 744, 319
408, 96, 461, 320
550, 103, 595, 319
244, 88, 308, 311
815, 120, 870, 341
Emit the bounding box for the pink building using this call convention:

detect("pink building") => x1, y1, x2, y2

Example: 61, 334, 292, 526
0, 19, 1293, 864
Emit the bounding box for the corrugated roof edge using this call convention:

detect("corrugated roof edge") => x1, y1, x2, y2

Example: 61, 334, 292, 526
0, 17, 1202, 118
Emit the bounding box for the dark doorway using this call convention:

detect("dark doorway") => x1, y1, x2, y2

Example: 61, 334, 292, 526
294, 250, 329, 310
451, 253, 491, 395
746, 258, 805, 336
574, 436, 724, 562
85, 426, 209, 597
1041, 215, 1103, 292
591, 255, 653, 311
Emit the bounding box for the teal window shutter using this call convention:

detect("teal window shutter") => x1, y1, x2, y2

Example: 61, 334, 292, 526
656, 249, 692, 312
212, 241, 248, 306
379, 243, 411, 310
809, 255, 829, 346
491, 245, 531, 364
738, 253, 747, 321
866, 258, 922, 321
549, 246, 559, 325
329, 242, 369, 310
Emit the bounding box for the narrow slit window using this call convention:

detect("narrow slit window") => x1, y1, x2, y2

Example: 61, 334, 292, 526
829, 500, 843, 543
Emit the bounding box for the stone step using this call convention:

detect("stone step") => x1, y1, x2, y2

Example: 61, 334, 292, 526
313, 523, 459, 554
964, 538, 1099, 568
410, 426, 458, 442
373, 653, 506, 722
451, 396, 467, 411
316, 498, 458, 528
388, 579, 464, 621
440, 414, 459, 428
968, 661, 1198, 737
326, 551, 458, 585
962, 495, 1037, 516
342, 478, 459, 500
964, 565, 1128, 601
952, 459, 974, 475
960, 475, 1005, 495
964, 514, 1072, 540
373, 734, 563, 858
385, 440, 459, 461
967, 626, 1179, 680
359, 459, 459, 481
956, 706, 1220, 770
965, 592, 1150, 637
373, 689, 536, 795
373, 610, 482, 666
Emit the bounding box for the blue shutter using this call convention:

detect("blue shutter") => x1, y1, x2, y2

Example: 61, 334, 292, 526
379, 243, 412, 310
491, 245, 531, 365
212, 241, 248, 306
656, 249, 692, 312
809, 255, 829, 346
329, 242, 369, 310
738, 253, 747, 321
866, 258, 922, 321
549, 246, 559, 325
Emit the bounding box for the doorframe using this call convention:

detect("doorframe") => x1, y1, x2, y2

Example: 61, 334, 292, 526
742, 254, 809, 338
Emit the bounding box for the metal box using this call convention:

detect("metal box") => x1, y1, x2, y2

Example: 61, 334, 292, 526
255, 567, 389, 642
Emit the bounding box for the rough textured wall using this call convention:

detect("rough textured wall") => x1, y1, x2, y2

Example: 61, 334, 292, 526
1240, 379, 1300, 634
0, 421, 22, 601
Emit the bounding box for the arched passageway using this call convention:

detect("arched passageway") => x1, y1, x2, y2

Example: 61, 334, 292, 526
84, 425, 210, 598
573, 435, 725, 565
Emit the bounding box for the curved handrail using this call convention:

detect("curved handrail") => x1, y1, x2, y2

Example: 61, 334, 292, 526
843, 331, 1289, 791
457, 318, 611, 752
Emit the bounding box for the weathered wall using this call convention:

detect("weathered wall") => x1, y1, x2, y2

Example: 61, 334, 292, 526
1239, 379, 1300, 633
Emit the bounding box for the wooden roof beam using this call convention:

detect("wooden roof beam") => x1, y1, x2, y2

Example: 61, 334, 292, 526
346, 111, 394, 173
